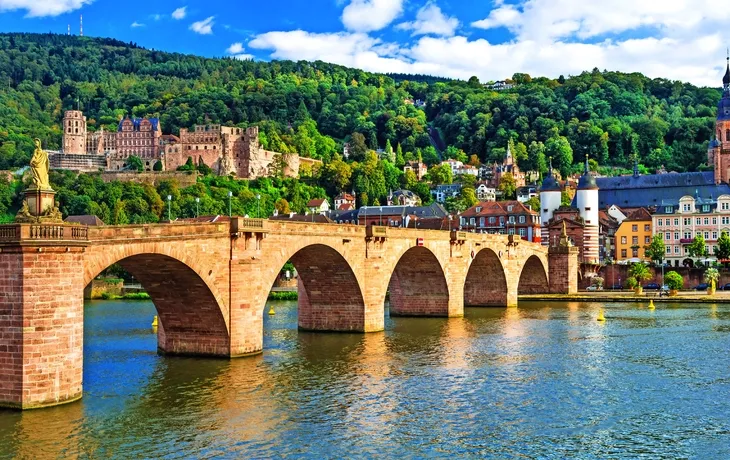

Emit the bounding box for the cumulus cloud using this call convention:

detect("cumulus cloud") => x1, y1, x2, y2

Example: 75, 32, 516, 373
131, 21, 145, 28
0, 0, 92, 17
396, 2, 459, 37
248, 28, 730, 87
471, 0, 730, 41
225, 42, 254, 60
190, 16, 214, 35
172, 6, 186, 20
341, 0, 403, 32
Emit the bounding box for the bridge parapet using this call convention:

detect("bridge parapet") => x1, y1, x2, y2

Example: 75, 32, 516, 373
87, 222, 230, 243
0, 223, 89, 246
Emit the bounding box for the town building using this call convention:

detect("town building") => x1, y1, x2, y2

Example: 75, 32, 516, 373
459, 201, 541, 242
599, 210, 620, 263
357, 203, 449, 227
110, 116, 162, 170
431, 183, 462, 203
475, 183, 497, 201
517, 185, 538, 204
615, 208, 653, 263
334, 193, 356, 211
484, 145, 526, 189
441, 159, 465, 177
403, 161, 428, 180
307, 198, 330, 214
651, 193, 730, 267
387, 189, 420, 206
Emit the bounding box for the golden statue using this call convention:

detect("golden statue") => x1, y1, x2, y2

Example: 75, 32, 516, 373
29, 138, 50, 190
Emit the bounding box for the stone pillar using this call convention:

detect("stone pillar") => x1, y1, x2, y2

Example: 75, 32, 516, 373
0, 224, 89, 409
548, 246, 579, 294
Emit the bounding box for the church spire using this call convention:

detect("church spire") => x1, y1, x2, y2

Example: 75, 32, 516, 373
724, 48, 730, 92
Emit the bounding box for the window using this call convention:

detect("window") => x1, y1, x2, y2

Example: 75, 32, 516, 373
657, 219, 663, 227
461, 217, 467, 226
489, 217, 496, 224
508, 228, 515, 235
621, 236, 627, 244
479, 217, 485, 227
683, 203, 691, 212
476, 207, 482, 213
632, 225, 638, 232
703, 205, 710, 213
519, 228, 526, 237
696, 231, 702, 237
507, 205, 514, 212
675, 246, 680, 254
722, 202, 729, 211
674, 219, 679, 226
665, 232, 671, 240
621, 249, 627, 258
674, 232, 680, 240
645, 236, 651, 244
665, 206, 673, 213
684, 218, 691, 226
713, 231, 718, 240
696, 218, 702, 225
519, 216, 525, 224
632, 248, 639, 257
645, 224, 651, 232
470, 218, 476, 226
723, 217, 730, 225
666, 246, 671, 254
703, 218, 709, 225
665, 219, 671, 226
499, 217, 505, 225
508, 216, 515, 224
632, 236, 639, 245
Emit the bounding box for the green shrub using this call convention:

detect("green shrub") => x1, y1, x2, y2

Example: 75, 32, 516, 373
625, 276, 638, 289
268, 291, 297, 300
665, 271, 684, 290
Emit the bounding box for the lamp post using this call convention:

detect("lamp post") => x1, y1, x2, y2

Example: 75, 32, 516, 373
195, 197, 200, 218
166, 194, 172, 221
228, 191, 233, 217
256, 194, 261, 219
379, 207, 383, 226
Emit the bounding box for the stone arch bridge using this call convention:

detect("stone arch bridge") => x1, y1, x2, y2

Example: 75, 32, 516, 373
0, 219, 577, 409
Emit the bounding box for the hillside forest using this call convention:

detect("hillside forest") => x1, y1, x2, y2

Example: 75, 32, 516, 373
0, 32, 724, 223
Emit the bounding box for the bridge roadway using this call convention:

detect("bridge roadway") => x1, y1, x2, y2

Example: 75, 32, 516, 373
0, 218, 577, 409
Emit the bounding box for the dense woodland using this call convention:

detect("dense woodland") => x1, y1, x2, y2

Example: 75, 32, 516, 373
0, 32, 724, 223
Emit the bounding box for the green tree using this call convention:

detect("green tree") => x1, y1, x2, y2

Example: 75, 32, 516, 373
714, 231, 730, 266
545, 136, 573, 178
348, 132, 368, 162
428, 163, 453, 185
644, 234, 666, 265
628, 263, 652, 287
524, 196, 541, 212
498, 172, 517, 199
687, 234, 709, 262
153, 160, 163, 171
704, 267, 719, 291
127, 155, 143, 172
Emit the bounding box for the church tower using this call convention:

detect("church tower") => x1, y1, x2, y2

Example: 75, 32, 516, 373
712, 54, 730, 184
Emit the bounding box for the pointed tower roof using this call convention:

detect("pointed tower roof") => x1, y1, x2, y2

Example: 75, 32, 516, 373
577, 155, 598, 190
724, 50, 730, 88
540, 157, 561, 192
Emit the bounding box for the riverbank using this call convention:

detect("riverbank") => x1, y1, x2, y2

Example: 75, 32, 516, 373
99, 292, 151, 300
520, 291, 730, 303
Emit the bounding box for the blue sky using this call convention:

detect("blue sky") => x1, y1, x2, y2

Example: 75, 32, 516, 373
1, 0, 729, 86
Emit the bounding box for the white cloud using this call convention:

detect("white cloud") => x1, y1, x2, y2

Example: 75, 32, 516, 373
341, 0, 404, 32
471, 0, 730, 41
151, 14, 161, 21
226, 42, 245, 54
225, 42, 254, 60
172, 6, 187, 20
131, 21, 145, 28
248, 29, 730, 87
190, 16, 214, 35
0, 0, 92, 17
396, 2, 459, 37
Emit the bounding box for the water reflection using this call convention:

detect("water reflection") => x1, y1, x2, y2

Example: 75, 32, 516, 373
1, 300, 729, 458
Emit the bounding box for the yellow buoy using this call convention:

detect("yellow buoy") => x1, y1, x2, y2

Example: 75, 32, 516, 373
268, 305, 275, 315
597, 309, 606, 322
648, 299, 655, 310
151, 315, 158, 327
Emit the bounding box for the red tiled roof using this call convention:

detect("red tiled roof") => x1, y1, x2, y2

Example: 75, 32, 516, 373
338, 203, 354, 211
625, 207, 653, 222
461, 200, 538, 218
307, 198, 326, 207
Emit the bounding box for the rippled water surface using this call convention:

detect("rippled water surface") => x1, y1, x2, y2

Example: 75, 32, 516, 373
1, 300, 730, 458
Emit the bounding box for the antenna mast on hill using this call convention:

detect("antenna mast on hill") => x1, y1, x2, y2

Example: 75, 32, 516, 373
80, 15, 83, 36
67, 24, 70, 36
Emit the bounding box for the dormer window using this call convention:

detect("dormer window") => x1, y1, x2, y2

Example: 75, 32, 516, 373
702, 205, 710, 213
476, 207, 482, 213
507, 205, 514, 212
664, 206, 673, 213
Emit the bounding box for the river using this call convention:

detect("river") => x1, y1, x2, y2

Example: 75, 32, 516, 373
1, 300, 729, 458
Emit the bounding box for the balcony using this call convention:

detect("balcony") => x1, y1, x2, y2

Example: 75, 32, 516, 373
680, 238, 693, 244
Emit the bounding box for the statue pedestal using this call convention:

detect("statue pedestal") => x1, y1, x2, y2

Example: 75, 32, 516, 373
25, 188, 55, 216
16, 188, 62, 223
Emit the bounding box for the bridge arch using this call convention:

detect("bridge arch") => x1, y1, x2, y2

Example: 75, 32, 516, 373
517, 254, 549, 294
263, 243, 366, 331
464, 248, 509, 307
387, 246, 450, 316
84, 246, 230, 357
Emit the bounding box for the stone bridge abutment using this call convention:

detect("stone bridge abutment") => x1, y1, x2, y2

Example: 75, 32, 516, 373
0, 219, 576, 409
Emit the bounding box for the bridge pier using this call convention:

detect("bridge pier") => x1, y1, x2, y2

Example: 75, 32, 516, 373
0, 225, 87, 409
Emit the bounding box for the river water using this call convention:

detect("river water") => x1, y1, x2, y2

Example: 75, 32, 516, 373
1, 300, 729, 458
